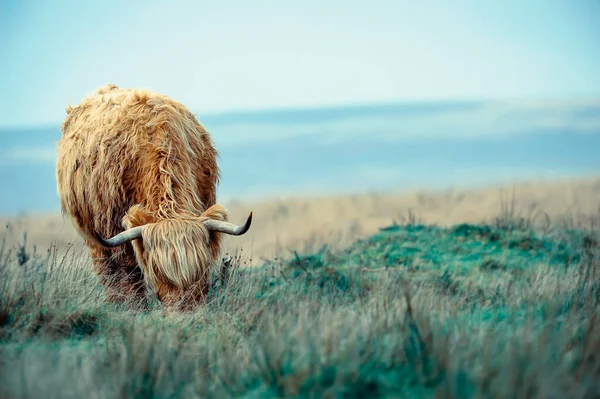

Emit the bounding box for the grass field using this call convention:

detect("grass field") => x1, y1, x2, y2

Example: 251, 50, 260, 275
1, 177, 599, 398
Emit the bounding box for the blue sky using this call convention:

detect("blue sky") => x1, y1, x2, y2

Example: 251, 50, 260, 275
1, 0, 599, 128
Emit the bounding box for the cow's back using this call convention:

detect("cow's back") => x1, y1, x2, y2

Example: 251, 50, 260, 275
56, 84, 220, 241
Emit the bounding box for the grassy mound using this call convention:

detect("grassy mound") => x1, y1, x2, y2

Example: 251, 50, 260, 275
0, 220, 599, 398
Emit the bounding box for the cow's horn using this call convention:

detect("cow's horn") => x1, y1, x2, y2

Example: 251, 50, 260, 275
94, 226, 145, 247
203, 212, 252, 235
94, 211, 252, 247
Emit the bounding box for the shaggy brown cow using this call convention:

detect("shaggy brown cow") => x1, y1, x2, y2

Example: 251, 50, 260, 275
56, 84, 252, 311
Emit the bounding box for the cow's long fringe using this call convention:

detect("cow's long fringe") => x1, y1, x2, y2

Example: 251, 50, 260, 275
125, 204, 227, 298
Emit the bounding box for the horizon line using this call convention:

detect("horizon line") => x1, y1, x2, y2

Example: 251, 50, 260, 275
2, 94, 600, 131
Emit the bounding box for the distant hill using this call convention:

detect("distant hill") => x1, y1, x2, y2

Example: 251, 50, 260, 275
1, 99, 599, 214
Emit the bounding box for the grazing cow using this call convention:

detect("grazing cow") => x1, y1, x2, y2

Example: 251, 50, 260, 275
56, 84, 252, 311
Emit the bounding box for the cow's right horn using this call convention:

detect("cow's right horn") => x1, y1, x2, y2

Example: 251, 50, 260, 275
94, 226, 145, 247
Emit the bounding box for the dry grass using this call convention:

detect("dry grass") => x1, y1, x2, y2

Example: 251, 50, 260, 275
3, 176, 599, 266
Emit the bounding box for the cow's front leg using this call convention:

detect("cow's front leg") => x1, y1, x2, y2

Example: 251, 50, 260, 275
88, 243, 148, 310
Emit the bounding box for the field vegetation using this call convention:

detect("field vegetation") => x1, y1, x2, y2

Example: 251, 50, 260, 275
1, 181, 599, 398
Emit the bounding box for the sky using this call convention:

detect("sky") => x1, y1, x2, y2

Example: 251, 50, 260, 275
1, 0, 599, 128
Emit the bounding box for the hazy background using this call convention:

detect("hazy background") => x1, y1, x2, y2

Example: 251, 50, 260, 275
1, 0, 599, 216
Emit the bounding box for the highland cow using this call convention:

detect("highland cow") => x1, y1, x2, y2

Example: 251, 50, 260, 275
56, 84, 252, 311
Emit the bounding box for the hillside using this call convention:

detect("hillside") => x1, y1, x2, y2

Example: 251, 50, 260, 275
1, 200, 599, 398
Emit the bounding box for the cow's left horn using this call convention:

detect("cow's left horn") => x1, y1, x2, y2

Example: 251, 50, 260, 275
203, 212, 253, 235
94, 226, 145, 247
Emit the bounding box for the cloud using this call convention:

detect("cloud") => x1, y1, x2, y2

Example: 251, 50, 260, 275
2, 100, 599, 167
1, 146, 57, 166
208, 100, 600, 146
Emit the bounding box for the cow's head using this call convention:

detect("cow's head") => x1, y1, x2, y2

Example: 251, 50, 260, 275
93, 207, 252, 310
